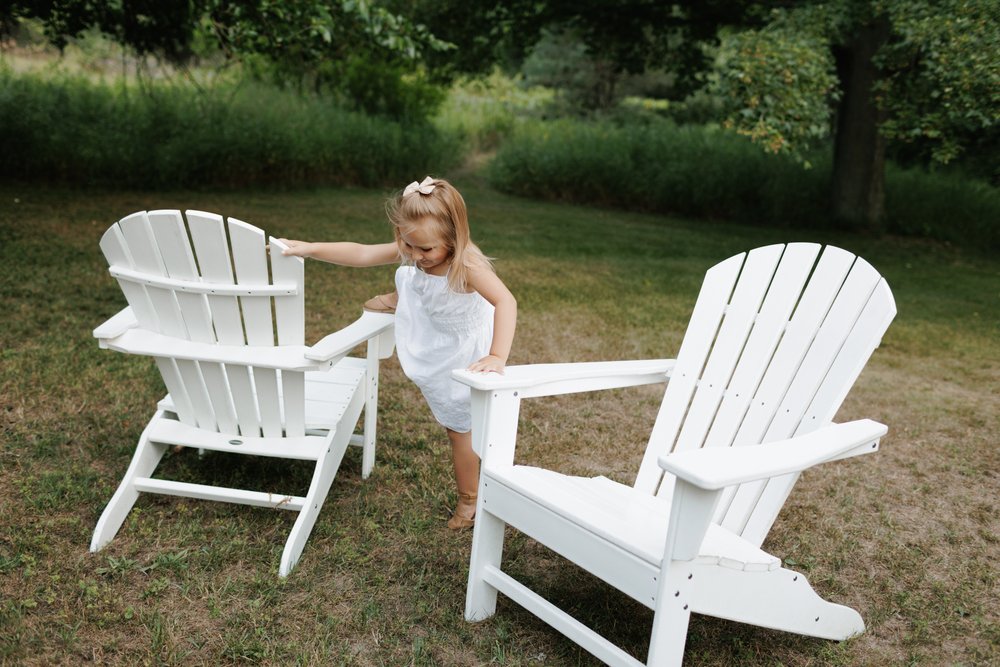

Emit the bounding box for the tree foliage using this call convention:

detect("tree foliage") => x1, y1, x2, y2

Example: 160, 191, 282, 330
1, 0, 453, 119
876, 0, 1000, 167
714, 0, 999, 172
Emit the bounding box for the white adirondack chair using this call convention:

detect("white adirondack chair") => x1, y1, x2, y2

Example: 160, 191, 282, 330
453, 243, 895, 666
90, 210, 395, 577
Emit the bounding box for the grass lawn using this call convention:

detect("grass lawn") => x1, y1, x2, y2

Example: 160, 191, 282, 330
1, 179, 997, 665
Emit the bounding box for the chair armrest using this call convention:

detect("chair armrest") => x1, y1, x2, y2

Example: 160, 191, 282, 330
659, 419, 887, 490
101, 327, 330, 371
305, 311, 395, 362
93, 306, 138, 342
452, 359, 674, 399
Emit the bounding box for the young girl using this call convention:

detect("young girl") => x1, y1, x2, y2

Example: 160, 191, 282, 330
279, 177, 516, 530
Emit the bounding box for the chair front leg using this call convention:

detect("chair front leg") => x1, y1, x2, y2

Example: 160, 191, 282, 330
90, 414, 169, 552
465, 388, 520, 621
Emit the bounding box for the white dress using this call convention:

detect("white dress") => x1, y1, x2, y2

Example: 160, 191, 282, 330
394, 265, 494, 432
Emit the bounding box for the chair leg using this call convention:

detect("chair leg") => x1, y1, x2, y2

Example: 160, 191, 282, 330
465, 506, 506, 621
646, 563, 695, 666
361, 349, 379, 479
90, 421, 168, 552
279, 432, 351, 577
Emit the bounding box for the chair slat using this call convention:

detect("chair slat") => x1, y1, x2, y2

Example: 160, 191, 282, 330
713, 247, 855, 526
729, 246, 856, 449
270, 238, 307, 435
186, 211, 244, 345
282, 371, 306, 437
100, 224, 159, 332
739, 278, 896, 544
720, 252, 881, 538
702, 243, 821, 453
254, 368, 283, 437
154, 357, 197, 426
227, 365, 261, 437
269, 236, 305, 346
200, 362, 240, 435
672, 244, 785, 455
174, 359, 217, 430
228, 218, 274, 346
635, 253, 744, 495
117, 212, 188, 339
147, 210, 215, 344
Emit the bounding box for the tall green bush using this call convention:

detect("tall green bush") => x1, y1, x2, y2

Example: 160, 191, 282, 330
489, 118, 1000, 251
0, 68, 461, 189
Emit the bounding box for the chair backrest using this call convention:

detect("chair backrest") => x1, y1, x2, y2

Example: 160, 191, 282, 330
634, 243, 895, 546
100, 210, 307, 438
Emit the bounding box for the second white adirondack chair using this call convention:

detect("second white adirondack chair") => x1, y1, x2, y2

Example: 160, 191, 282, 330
90, 210, 395, 577
453, 243, 895, 666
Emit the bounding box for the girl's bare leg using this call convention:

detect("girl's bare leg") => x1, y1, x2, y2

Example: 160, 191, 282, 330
447, 428, 479, 525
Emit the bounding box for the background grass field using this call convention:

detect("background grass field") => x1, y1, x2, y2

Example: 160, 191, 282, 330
1, 180, 997, 665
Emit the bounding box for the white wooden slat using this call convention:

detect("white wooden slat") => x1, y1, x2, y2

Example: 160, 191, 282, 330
269, 237, 306, 436
727, 246, 856, 450
154, 357, 197, 426
100, 224, 160, 331
227, 365, 261, 437
282, 370, 306, 437
254, 368, 283, 437
186, 212, 254, 434
108, 266, 297, 296
761, 256, 882, 442
739, 279, 896, 545
147, 210, 216, 344
716, 246, 855, 532
269, 237, 305, 346
228, 217, 274, 346
799, 279, 896, 431
117, 212, 188, 339
186, 210, 244, 345
713, 247, 856, 523
133, 478, 304, 510
200, 363, 240, 435
174, 358, 217, 431
148, 210, 236, 434
672, 244, 785, 455
635, 253, 745, 495
721, 252, 880, 538
702, 243, 821, 453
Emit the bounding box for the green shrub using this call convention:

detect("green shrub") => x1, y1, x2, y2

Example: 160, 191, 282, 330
0, 68, 462, 189
433, 72, 553, 153
489, 118, 1000, 250
884, 165, 1000, 249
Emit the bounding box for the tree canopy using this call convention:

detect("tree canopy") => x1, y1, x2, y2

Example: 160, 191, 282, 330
5, 0, 996, 226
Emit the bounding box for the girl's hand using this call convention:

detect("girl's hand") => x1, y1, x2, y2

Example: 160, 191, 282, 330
468, 354, 505, 374
277, 239, 311, 257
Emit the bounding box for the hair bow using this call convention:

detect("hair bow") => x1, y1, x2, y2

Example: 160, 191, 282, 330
403, 176, 436, 197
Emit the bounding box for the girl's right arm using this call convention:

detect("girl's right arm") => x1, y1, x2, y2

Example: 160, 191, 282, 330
278, 240, 399, 267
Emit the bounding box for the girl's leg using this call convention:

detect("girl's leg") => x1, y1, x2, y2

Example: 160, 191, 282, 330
447, 428, 479, 526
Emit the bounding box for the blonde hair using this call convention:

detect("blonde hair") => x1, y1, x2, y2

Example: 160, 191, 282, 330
386, 177, 492, 292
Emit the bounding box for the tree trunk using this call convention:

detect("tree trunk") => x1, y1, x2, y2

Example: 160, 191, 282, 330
831, 20, 889, 231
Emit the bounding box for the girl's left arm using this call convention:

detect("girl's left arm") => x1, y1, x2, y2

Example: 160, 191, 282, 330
466, 265, 517, 374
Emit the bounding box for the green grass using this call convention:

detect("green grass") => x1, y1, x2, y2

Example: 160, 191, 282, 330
1, 181, 997, 665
